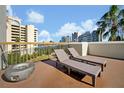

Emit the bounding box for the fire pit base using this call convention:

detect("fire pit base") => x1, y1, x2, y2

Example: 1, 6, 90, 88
4, 62, 35, 82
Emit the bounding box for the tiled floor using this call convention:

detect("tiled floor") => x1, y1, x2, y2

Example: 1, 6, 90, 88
0, 57, 124, 88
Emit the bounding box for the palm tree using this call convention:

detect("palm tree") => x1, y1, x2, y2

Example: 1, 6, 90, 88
96, 28, 102, 41
118, 9, 124, 40
104, 5, 119, 41
96, 20, 107, 41
96, 5, 121, 41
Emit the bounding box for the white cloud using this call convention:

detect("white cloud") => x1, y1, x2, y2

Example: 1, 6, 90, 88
39, 30, 52, 42
27, 10, 44, 23
6, 5, 13, 16
55, 22, 85, 37
54, 19, 98, 37
81, 19, 98, 32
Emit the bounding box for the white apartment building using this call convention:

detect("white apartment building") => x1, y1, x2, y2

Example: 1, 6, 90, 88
6, 16, 38, 51
0, 5, 38, 52
0, 5, 38, 69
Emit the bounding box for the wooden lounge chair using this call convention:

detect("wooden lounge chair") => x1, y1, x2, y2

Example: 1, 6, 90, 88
68, 48, 107, 71
54, 49, 102, 87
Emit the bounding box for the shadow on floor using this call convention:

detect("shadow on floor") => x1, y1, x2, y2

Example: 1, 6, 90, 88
42, 59, 88, 83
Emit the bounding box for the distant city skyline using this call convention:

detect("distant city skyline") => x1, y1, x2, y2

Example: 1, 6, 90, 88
7, 5, 124, 42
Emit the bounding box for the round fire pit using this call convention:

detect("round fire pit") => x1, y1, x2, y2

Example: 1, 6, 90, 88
4, 62, 35, 82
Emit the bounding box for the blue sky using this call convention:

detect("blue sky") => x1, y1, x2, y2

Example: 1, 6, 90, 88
7, 5, 124, 42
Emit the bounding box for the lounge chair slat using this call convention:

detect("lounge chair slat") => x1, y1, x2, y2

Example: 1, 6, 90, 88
68, 48, 107, 71
54, 49, 102, 87
62, 59, 101, 76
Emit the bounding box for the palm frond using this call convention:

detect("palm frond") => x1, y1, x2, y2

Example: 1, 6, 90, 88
109, 35, 117, 41
96, 28, 101, 35
103, 31, 109, 39
109, 5, 119, 16
100, 12, 110, 20
96, 21, 102, 26
116, 36, 121, 41
118, 18, 124, 26
118, 9, 124, 17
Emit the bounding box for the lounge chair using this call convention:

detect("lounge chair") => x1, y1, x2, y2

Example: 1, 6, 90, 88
54, 49, 101, 87
68, 48, 107, 71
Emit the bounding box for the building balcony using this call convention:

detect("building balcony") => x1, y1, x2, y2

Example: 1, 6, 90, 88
11, 30, 20, 33
0, 42, 124, 88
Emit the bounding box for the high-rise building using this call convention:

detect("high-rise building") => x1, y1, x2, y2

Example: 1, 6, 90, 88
5, 16, 38, 51
60, 36, 71, 42
78, 31, 91, 42
91, 30, 98, 42
60, 36, 66, 42
66, 36, 71, 42
72, 32, 78, 42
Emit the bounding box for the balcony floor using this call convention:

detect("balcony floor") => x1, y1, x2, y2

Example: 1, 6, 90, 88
0, 56, 124, 88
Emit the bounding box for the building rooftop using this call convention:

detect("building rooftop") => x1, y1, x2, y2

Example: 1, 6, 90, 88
0, 56, 124, 88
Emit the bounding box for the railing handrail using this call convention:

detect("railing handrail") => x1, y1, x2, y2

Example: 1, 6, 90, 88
0, 42, 69, 45
0, 41, 124, 45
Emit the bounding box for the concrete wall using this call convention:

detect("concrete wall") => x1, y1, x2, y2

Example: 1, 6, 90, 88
82, 42, 88, 56
69, 42, 82, 55
88, 42, 124, 60
69, 42, 88, 56
0, 5, 6, 70
69, 41, 124, 60
0, 5, 6, 42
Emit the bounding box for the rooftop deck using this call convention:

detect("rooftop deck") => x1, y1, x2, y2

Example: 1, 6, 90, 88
0, 56, 124, 88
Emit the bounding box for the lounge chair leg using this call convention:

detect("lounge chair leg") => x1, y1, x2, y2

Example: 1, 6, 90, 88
92, 76, 96, 87
98, 72, 101, 77
56, 62, 58, 67
67, 67, 70, 75
104, 64, 106, 67
101, 65, 103, 71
